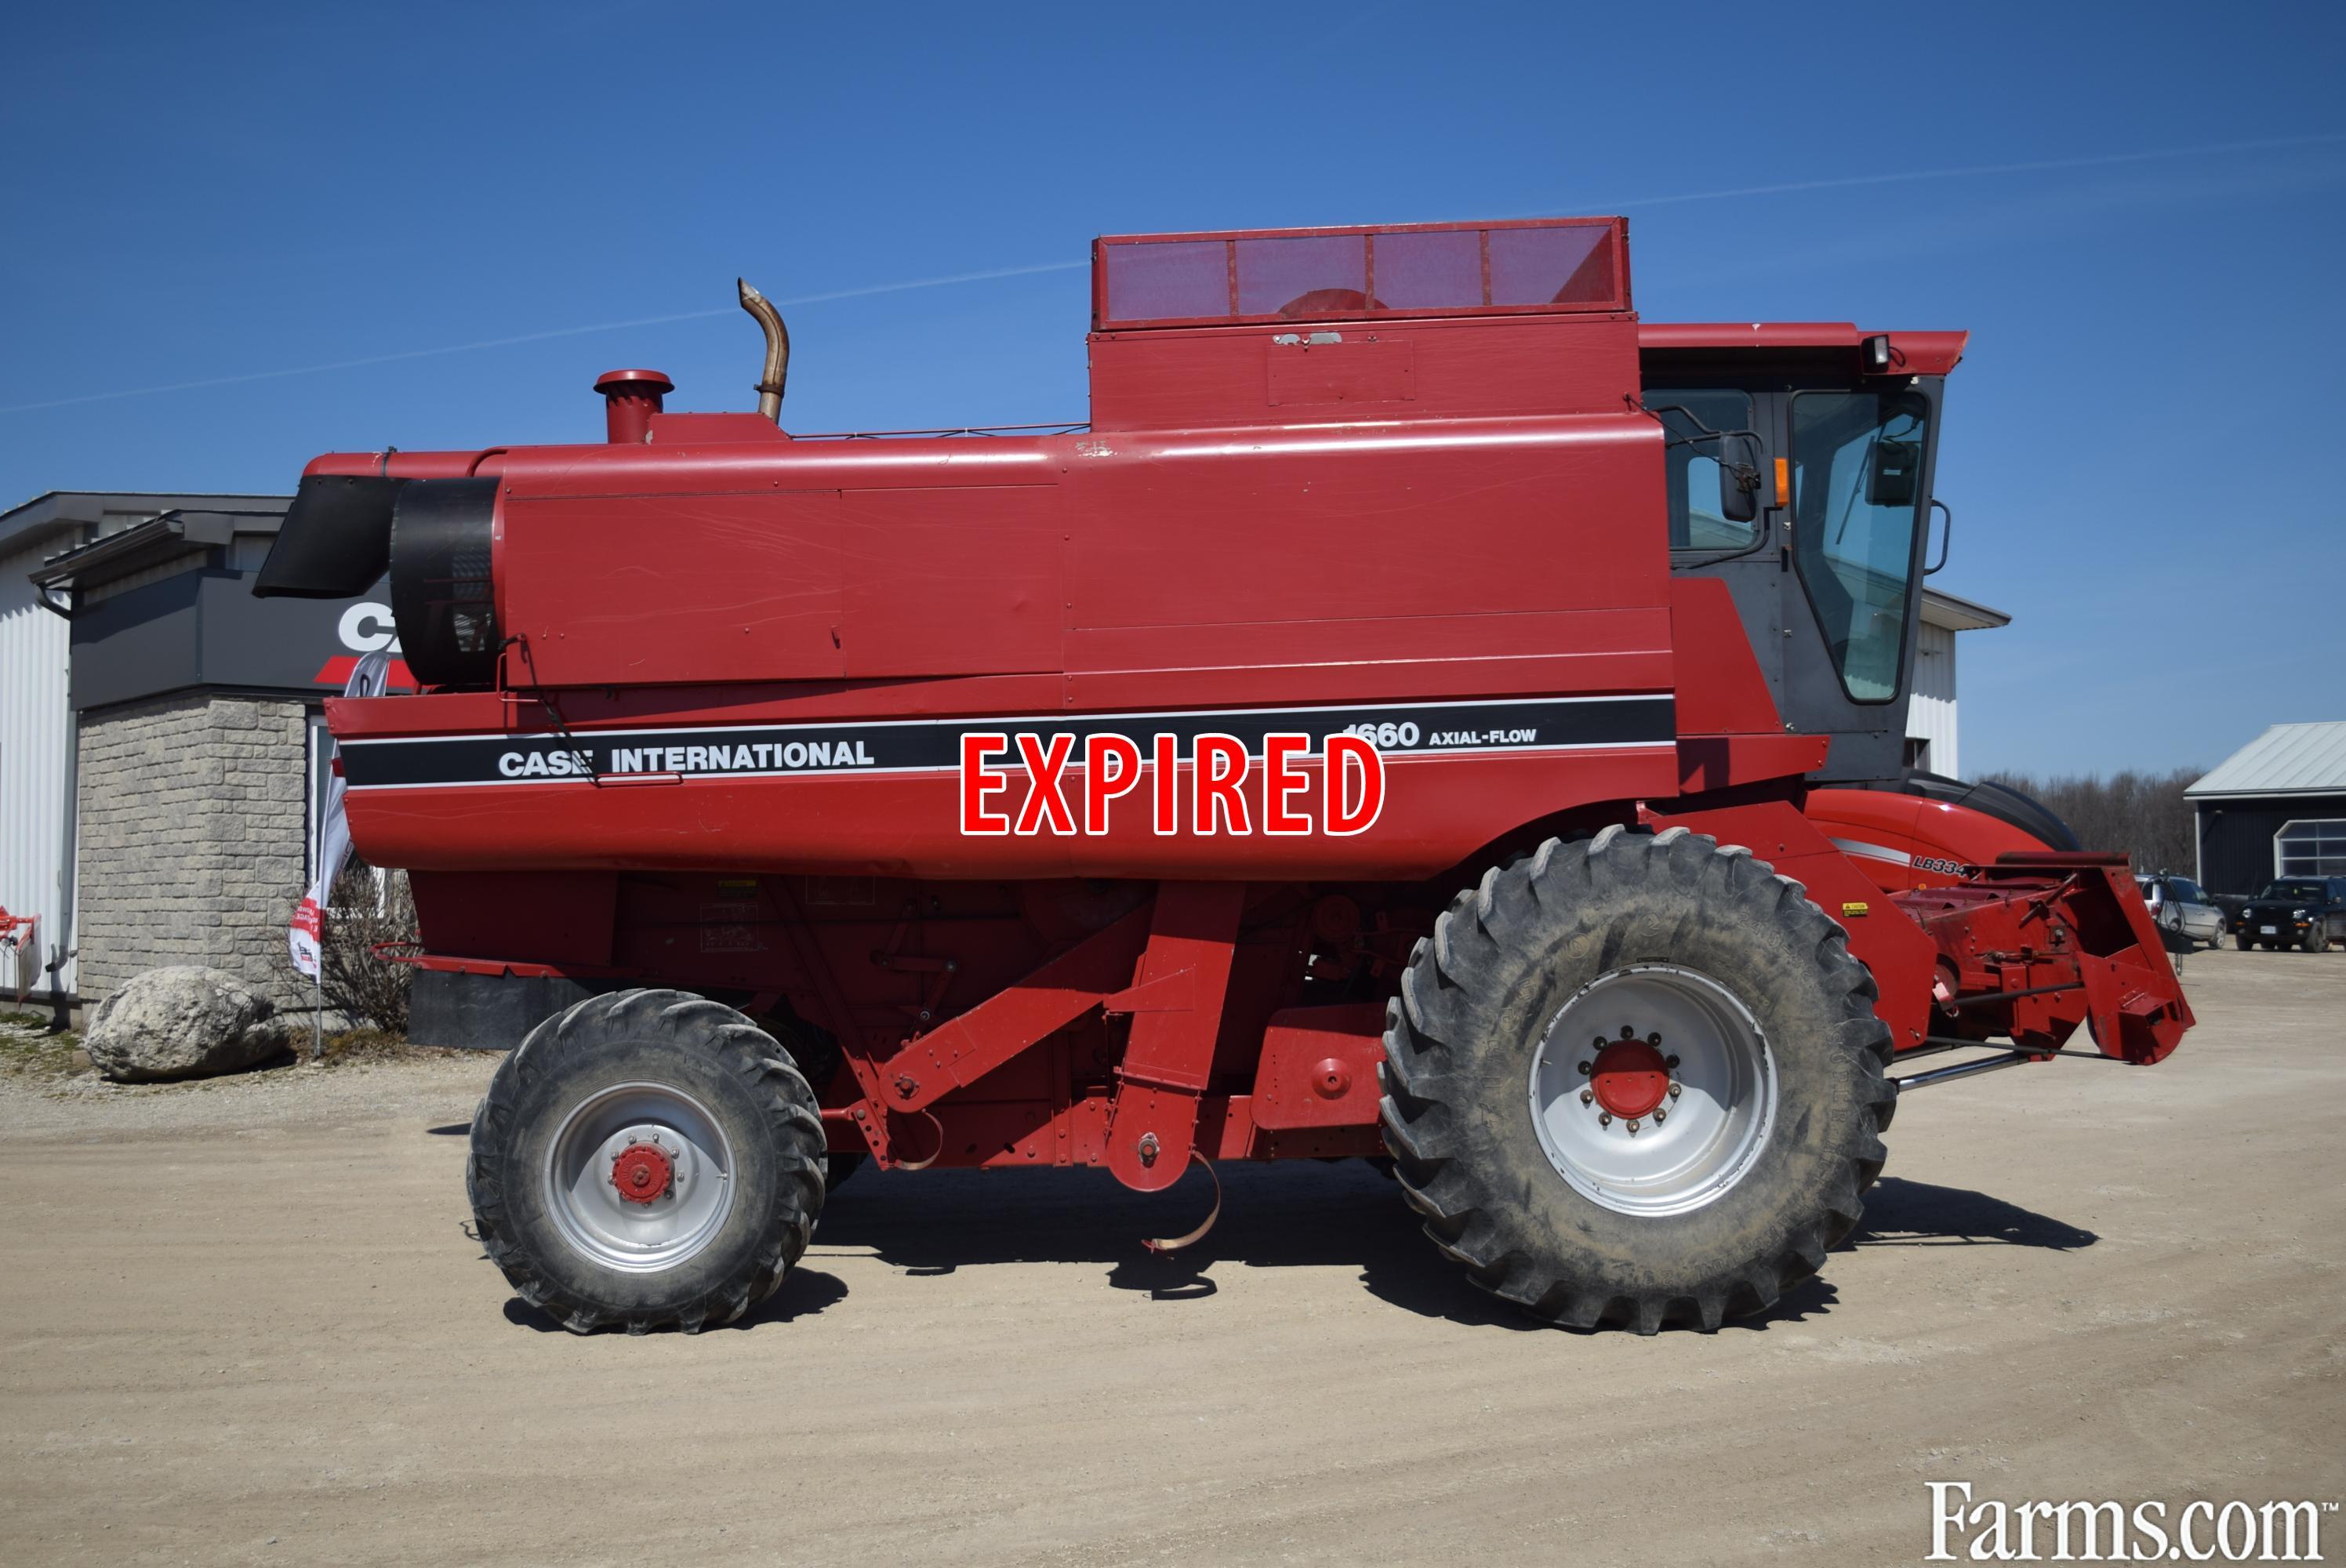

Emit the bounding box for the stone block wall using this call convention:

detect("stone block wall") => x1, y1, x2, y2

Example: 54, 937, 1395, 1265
77, 692, 310, 1004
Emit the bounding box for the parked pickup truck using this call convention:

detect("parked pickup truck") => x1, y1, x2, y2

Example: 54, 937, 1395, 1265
2233, 877, 2346, 953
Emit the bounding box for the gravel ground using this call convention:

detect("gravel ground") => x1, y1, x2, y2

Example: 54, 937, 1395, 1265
1, 945, 2340, 1566
0, 1025, 488, 1137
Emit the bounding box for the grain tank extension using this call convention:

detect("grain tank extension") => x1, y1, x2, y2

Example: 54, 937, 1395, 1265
257, 217, 2189, 1334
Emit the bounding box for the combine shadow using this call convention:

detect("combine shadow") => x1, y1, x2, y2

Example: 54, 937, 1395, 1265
812, 1160, 1846, 1332
477, 1167, 2083, 1334
1848, 1177, 2098, 1251
425, 1123, 470, 1137
812, 1159, 1519, 1326
499, 1269, 848, 1334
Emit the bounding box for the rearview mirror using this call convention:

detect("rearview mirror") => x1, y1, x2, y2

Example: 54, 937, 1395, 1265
1868, 438, 1919, 506
1718, 459, 1760, 524
1717, 433, 1762, 524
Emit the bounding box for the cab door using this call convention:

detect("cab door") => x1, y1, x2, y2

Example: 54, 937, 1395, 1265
1655, 379, 1945, 784
1776, 383, 1941, 780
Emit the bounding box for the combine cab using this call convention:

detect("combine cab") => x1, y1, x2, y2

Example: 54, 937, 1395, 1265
257, 217, 2188, 1334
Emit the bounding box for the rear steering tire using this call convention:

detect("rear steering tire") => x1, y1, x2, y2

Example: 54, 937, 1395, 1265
1380, 825, 1895, 1334
467, 989, 827, 1334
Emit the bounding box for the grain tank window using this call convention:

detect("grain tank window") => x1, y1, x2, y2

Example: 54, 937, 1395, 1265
1649, 389, 1759, 552
1790, 389, 1932, 704
1093, 219, 1627, 329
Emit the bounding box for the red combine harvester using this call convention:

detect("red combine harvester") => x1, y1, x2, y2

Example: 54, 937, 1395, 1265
256, 217, 2188, 1334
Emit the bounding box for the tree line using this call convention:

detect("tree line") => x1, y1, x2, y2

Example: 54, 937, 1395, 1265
1981, 768, 2201, 877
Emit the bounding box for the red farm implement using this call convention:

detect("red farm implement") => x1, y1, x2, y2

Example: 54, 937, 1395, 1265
254, 216, 2188, 1334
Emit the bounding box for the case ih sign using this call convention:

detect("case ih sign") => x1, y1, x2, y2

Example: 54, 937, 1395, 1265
313, 599, 413, 691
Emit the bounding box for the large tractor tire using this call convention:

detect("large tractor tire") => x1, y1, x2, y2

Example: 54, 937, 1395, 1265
754, 1013, 866, 1192
467, 989, 827, 1334
1380, 825, 1896, 1334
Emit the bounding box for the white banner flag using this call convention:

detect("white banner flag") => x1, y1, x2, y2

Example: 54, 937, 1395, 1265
291, 652, 394, 980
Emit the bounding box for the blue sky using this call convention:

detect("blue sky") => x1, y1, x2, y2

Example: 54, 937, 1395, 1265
4, 1, 2341, 778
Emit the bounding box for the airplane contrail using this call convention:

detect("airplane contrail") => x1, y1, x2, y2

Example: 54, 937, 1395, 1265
0, 260, 1088, 415
8, 130, 2340, 416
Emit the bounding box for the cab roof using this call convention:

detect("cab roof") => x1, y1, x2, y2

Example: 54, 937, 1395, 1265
1638, 322, 1967, 376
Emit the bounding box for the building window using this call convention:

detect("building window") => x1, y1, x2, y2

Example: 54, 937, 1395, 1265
2276, 819, 2346, 877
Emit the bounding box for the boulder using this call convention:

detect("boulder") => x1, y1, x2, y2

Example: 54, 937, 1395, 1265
83, 967, 284, 1082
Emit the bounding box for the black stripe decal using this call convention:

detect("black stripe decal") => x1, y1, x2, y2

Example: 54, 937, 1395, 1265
340, 695, 1675, 789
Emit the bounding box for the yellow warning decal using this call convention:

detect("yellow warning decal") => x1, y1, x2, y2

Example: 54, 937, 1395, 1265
1841, 901, 1870, 918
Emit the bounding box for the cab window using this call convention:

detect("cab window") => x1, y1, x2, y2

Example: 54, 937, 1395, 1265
1791, 390, 1932, 703
1649, 389, 1760, 552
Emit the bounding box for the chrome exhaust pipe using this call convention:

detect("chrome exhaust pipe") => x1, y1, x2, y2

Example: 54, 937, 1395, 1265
736, 279, 790, 423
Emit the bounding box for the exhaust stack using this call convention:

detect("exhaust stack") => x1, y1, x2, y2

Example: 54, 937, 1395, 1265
594, 368, 674, 445
737, 279, 790, 423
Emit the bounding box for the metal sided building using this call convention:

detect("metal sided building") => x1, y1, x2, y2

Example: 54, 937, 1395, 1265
5, 490, 405, 1007
2188, 722, 2346, 895
1908, 587, 2010, 780
2, 492, 295, 998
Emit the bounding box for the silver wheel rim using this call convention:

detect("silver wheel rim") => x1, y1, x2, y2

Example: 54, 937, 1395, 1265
1527, 964, 1776, 1217
543, 1081, 737, 1272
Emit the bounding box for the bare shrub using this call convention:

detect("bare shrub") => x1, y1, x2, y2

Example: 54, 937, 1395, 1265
1981, 768, 2201, 874
279, 866, 418, 1036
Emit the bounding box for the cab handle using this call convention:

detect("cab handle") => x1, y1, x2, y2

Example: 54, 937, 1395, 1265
1923, 498, 1953, 575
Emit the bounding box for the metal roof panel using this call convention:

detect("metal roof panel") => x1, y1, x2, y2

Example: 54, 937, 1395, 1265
2186, 722, 2346, 797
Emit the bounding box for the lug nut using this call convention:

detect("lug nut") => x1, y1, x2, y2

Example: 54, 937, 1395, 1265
1579, 1088, 1594, 1106
1578, 1060, 1592, 1076
1598, 1112, 1612, 1127
1592, 1036, 1607, 1051
1618, 1025, 1636, 1040
1665, 1054, 1680, 1069
1647, 1032, 1662, 1047
1668, 1082, 1682, 1098
1653, 1108, 1667, 1124
1626, 1118, 1640, 1134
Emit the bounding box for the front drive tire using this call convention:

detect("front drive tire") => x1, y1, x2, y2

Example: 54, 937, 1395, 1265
467, 989, 827, 1334
1380, 825, 1896, 1334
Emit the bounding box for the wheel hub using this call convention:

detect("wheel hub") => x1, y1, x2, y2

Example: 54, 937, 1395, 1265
543, 1085, 738, 1272
610, 1141, 674, 1204
1528, 964, 1777, 1218
1589, 1038, 1671, 1119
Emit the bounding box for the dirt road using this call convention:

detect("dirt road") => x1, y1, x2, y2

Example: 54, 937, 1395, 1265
3, 946, 2341, 1566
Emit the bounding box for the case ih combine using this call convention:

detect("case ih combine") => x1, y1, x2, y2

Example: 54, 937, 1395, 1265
256, 216, 2189, 1334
